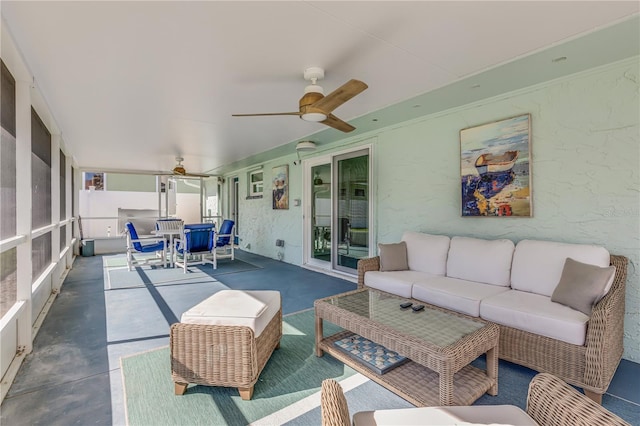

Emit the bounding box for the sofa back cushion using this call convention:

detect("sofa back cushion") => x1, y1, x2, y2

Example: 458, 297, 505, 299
511, 240, 610, 297
446, 236, 515, 286
401, 232, 450, 275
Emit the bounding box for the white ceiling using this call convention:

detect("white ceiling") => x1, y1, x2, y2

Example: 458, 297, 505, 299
2, 1, 638, 176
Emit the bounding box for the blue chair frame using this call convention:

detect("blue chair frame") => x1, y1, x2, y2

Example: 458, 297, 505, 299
174, 223, 216, 273
125, 222, 167, 271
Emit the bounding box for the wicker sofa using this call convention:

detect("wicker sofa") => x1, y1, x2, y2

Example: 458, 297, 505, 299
321, 373, 630, 425
357, 233, 628, 404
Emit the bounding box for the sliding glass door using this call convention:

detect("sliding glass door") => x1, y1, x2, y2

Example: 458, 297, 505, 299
304, 147, 371, 275
333, 150, 369, 273
311, 163, 332, 263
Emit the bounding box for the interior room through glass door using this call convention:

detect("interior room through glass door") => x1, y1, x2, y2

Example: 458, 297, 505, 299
334, 150, 369, 273
311, 163, 331, 263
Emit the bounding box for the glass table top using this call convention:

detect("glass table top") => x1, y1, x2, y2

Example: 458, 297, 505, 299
323, 289, 486, 347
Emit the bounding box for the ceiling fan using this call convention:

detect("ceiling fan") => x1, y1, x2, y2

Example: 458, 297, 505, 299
162, 157, 213, 178
232, 67, 368, 133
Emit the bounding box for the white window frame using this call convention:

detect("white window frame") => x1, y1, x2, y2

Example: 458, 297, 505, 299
248, 169, 264, 196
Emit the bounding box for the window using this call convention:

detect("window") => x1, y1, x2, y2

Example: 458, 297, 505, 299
32, 233, 52, 281
72, 167, 76, 237
1, 60, 17, 240
0, 248, 17, 318
0, 60, 17, 319
60, 150, 66, 220
31, 108, 52, 229
31, 108, 52, 282
59, 225, 66, 252
248, 169, 263, 197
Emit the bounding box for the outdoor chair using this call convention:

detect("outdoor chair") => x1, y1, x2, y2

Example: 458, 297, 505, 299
124, 222, 167, 271
212, 219, 235, 268
320, 373, 629, 426
174, 223, 216, 273
156, 218, 184, 267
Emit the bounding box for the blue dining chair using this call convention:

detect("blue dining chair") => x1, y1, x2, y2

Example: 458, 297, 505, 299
124, 222, 167, 271
174, 223, 216, 273
212, 219, 236, 268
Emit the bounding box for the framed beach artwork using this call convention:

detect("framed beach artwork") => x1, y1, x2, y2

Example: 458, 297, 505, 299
460, 114, 532, 217
272, 165, 289, 210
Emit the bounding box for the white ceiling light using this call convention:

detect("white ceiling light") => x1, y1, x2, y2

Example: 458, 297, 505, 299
300, 112, 327, 122
296, 141, 317, 152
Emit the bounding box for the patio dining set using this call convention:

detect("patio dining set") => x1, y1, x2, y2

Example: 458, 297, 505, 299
124, 218, 236, 272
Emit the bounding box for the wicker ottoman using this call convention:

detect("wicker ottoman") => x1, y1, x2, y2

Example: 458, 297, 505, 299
170, 290, 282, 400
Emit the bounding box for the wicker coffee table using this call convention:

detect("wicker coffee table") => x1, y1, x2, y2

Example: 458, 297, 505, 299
315, 288, 499, 406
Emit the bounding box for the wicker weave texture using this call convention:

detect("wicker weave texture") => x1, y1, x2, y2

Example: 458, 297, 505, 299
320, 373, 629, 426
321, 379, 351, 426
170, 308, 282, 389
526, 373, 630, 426
357, 254, 628, 397
315, 289, 498, 406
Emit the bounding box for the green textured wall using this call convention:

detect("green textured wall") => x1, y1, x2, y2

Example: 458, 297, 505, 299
231, 58, 640, 361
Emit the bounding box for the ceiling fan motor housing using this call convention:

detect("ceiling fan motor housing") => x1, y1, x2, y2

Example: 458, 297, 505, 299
303, 67, 325, 82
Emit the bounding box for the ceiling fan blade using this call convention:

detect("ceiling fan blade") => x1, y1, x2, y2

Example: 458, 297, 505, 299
321, 114, 356, 133
183, 172, 213, 178
312, 79, 368, 114
232, 112, 301, 117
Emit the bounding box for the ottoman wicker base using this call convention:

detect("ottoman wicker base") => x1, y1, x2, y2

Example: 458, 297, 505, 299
170, 293, 282, 400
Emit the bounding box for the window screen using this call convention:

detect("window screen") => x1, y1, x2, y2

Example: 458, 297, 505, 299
60, 150, 66, 220
1, 60, 17, 239
31, 108, 51, 229
32, 233, 52, 282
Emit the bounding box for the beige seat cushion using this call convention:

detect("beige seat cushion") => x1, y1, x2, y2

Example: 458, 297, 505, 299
480, 289, 588, 345
353, 405, 537, 425
365, 270, 436, 298
412, 276, 510, 317
180, 290, 281, 337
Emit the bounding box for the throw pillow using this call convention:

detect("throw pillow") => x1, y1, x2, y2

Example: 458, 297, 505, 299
378, 241, 408, 272
551, 257, 615, 316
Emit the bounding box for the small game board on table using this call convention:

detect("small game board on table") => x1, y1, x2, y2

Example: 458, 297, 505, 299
333, 333, 408, 375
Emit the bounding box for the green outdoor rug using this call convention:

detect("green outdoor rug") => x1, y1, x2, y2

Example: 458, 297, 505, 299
121, 309, 354, 426
104, 254, 261, 290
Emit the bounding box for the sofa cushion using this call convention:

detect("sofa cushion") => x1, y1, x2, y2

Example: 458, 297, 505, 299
510, 240, 610, 297
551, 258, 616, 315
353, 405, 537, 426
480, 290, 589, 345
365, 270, 434, 298
412, 276, 510, 317
378, 241, 408, 271
180, 290, 281, 337
401, 232, 450, 275
446, 236, 515, 287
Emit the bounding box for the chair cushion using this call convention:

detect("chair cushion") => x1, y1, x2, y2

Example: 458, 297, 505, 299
378, 242, 408, 272
446, 236, 515, 287
180, 290, 281, 337
137, 241, 165, 253
511, 239, 610, 297
401, 232, 450, 275
364, 270, 434, 298
412, 276, 510, 317
480, 290, 589, 345
551, 258, 616, 315
353, 405, 536, 426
